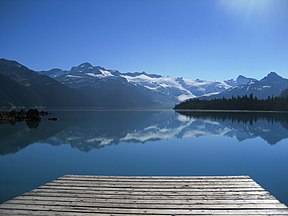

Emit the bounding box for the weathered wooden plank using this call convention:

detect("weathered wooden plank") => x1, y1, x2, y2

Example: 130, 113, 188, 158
62, 176, 253, 183
1, 203, 288, 215
59, 178, 255, 183
45, 182, 262, 189
49, 180, 261, 187
51, 178, 260, 184
55, 179, 257, 185
14, 195, 281, 205
39, 185, 265, 192
31, 188, 271, 196
62, 175, 252, 180
64, 175, 251, 178
23, 191, 277, 201
4, 199, 287, 209
1, 208, 288, 216
0, 209, 170, 216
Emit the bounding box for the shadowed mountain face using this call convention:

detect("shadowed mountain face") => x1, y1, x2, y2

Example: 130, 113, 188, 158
0, 110, 287, 155
281, 88, 288, 98
0, 74, 45, 107
0, 59, 89, 107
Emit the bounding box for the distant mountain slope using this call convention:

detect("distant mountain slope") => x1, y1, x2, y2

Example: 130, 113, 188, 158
0, 59, 89, 107
0, 73, 44, 107
77, 79, 161, 108
40, 62, 231, 106
281, 88, 288, 98
43, 63, 165, 107
208, 72, 288, 99
225, 75, 257, 86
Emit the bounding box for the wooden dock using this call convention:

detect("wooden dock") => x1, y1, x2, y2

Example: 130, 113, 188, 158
0, 175, 287, 215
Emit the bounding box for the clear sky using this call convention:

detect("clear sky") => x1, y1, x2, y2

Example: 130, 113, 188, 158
0, 0, 287, 80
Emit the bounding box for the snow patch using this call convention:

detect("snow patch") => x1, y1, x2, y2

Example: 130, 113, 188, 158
99, 69, 113, 77
144, 85, 158, 90
122, 74, 196, 97
86, 70, 113, 78
201, 92, 221, 97
86, 73, 99, 77
144, 125, 158, 131
178, 94, 194, 102
87, 137, 113, 146
177, 115, 194, 123
66, 75, 82, 78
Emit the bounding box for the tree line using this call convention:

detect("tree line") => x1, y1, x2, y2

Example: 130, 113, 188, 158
174, 94, 288, 111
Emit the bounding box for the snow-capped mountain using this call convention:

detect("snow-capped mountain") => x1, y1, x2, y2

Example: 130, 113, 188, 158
45, 63, 123, 88
212, 72, 288, 99
42, 63, 288, 107
2, 58, 287, 108
40, 63, 231, 106
176, 77, 231, 98
225, 75, 257, 86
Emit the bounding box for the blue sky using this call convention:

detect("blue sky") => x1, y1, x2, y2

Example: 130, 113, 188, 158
0, 0, 287, 80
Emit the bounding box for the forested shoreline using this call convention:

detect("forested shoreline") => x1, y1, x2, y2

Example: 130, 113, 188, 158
174, 94, 288, 111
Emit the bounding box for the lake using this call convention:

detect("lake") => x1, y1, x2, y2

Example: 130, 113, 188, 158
0, 110, 288, 206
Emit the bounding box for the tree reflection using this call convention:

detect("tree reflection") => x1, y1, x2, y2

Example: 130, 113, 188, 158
26, 120, 41, 129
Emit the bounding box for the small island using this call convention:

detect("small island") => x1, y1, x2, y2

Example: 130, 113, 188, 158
0, 109, 49, 124
174, 94, 288, 111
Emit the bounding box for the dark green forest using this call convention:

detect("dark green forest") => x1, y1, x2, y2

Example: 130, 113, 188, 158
174, 94, 288, 111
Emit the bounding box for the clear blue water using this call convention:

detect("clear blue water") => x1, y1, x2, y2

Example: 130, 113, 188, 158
0, 110, 287, 205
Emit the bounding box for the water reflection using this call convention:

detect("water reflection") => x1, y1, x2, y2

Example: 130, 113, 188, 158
177, 111, 288, 145
0, 110, 288, 155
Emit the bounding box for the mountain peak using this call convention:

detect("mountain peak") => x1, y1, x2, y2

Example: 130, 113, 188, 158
0, 59, 30, 73
71, 62, 94, 72
236, 75, 247, 79
0, 58, 24, 67
267, 72, 280, 77
123, 71, 162, 78
141, 71, 162, 78
78, 62, 93, 69
261, 72, 284, 82
236, 75, 257, 85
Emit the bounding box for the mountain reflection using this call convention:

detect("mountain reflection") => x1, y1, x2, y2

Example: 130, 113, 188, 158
0, 110, 288, 155
177, 111, 288, 144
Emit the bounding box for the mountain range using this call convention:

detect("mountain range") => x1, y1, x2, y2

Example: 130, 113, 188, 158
0, 58, 287, 108
39, 62, 232, 107
209, 72, 288, 100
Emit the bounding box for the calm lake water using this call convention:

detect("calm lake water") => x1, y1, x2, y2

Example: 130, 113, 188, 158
0, 110, 288, 205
